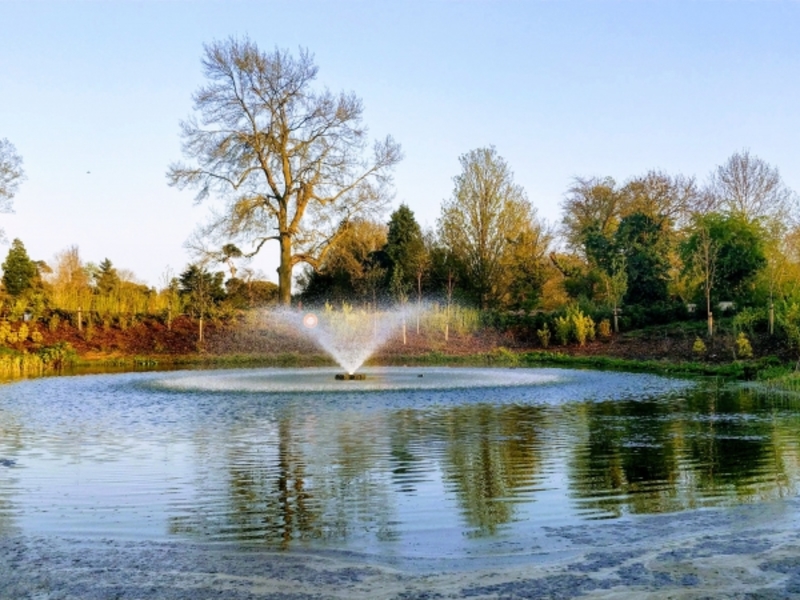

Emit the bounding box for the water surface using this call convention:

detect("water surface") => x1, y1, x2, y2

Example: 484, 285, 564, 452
0, 367, 797, 561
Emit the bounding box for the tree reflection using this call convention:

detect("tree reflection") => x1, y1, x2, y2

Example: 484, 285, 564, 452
0, 412, 22, 534
569, 397, 680, 516
568, 386, 800, 516
171, 406, 394, 547
168, 384, 800, 550
682, 388, 793, 501
440, 404, 545, 536
389, 408, 427, 494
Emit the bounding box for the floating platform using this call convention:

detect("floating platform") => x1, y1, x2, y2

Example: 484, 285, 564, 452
335, 373, 367, 380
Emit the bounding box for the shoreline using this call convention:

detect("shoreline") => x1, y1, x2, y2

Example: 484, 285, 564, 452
3, 497, 800, 599
34, 349, 787, 382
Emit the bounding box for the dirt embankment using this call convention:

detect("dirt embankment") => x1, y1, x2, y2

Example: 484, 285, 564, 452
11, 312, 795, 368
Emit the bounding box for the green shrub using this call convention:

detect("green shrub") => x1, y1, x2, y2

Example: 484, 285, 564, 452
736, 332, 753, 359
487, 346, 520, 366
565, 305, 595, 347
598, 319, 612, 338
37, 342, 76, 367
554, 315, 571, 346
692, 336, 707, 356
536, 326, 551, 349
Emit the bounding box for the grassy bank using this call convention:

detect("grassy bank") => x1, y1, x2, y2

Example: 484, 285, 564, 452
369, 347, 785, 380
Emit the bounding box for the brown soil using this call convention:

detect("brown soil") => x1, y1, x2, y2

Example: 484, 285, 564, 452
10, 313, 794, 367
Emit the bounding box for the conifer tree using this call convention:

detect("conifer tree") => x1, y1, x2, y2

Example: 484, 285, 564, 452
1, 238, 37, 297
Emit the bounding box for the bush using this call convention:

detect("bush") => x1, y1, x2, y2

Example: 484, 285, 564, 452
37, 342, 76, 368
487, 346, 520, 366
565, 305, 595, 347
554, 315, 571, 346
733, 307, 766, 335
693, 336, 707, 356
736, 332, 753, 359
620, 301, 689, 330
598, 319, 612, 338
536, 326, 551, 349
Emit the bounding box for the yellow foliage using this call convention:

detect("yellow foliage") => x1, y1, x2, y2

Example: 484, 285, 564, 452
598, 319, 612, 338
693, 337, 707, 356
736, 332, 753, 359
536, 326, 551, 348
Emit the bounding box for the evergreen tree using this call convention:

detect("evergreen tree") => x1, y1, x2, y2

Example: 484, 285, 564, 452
2, 238, 37, 297
94, 258, 120, 294
179, 264, 227, 305
385, 204, 426, 293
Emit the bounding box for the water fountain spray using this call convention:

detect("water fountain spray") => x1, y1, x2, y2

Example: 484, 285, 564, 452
274, 304, 419, 379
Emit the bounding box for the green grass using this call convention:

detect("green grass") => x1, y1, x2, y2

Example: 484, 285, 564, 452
376, 349, 786, 381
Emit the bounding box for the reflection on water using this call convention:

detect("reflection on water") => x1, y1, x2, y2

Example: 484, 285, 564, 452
0, 368, 799, 558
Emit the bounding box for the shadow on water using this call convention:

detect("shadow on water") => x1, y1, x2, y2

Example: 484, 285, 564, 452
2, 368, 800, 559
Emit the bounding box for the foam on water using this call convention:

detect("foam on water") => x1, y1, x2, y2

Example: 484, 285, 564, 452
154, 366, 563, 393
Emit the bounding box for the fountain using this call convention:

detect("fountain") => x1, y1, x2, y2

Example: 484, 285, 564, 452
273, 304, 415, 378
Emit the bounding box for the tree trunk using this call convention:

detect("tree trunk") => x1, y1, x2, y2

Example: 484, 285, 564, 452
277, 232, 293, 306
770, 302, 775, 335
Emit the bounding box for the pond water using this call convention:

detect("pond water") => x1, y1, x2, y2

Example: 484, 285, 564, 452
0, 366, 798, 562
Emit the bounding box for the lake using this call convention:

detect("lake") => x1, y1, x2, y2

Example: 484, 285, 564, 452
0, 366, 797, 564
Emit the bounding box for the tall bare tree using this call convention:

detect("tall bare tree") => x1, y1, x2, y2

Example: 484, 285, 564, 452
709, 150, 798, 227
0, 138, 25, 241
168, 37, 402, 305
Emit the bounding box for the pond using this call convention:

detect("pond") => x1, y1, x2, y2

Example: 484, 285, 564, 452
0, 366, 798, 565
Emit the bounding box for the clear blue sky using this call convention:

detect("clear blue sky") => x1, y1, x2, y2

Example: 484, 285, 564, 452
2, 1, 798, 286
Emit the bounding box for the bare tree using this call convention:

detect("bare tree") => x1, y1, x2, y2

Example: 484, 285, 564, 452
168, 37, 402, 305
560, 176, 621, 254
0, 138, 25, 241
620, 170, 698, 230
709, 150, 798, 226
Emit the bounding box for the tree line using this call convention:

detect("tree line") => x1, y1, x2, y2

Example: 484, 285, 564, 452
294, 146, 800, 337
3, 36, 800, 350
0, 240, 278, 330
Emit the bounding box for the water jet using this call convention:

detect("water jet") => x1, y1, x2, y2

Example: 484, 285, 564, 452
272, 304, 418, 375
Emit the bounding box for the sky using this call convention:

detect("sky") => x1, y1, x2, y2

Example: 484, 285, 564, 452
1, 0, 799, 287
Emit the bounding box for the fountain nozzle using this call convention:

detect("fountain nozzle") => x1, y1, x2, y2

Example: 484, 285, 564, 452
335, 373, 367, 381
